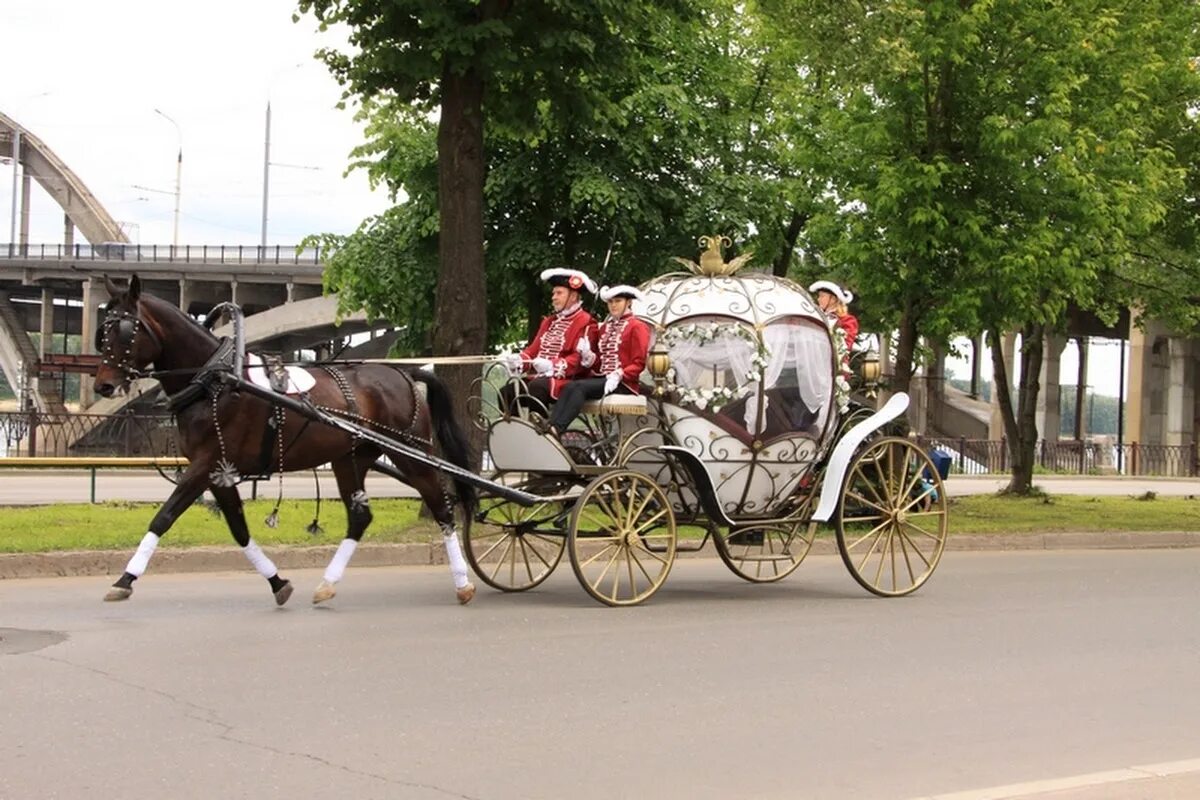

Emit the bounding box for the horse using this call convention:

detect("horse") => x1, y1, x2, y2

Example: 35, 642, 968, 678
92, 275, 478, 606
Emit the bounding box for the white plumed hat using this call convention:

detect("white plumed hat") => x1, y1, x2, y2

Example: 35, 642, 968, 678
807, 280, 854, 305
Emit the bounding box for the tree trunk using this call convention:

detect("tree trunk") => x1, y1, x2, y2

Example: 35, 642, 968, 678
772, 209, 808, 277
991, 324, 1045, 494
434, 62, 488, 466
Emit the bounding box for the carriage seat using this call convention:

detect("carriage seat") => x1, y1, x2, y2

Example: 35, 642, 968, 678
579, 393, 648, 416
244, 353, 316, 395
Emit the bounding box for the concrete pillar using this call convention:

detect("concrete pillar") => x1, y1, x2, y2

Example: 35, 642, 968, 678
1035, 333, 1067, 442
876, 330, 894, 410
178, 278, 193, 315
34, 288, 54, 400
19, 173, 32, 255
1074, 337, 1089, 440
1164, 338, 1196, 447
1126, 313, 1169, 447
989, 331, 1017, 439
63, 213, 74, 252
286, 281, 295, 303
230, 279, 240, 306
80, 279, 96, 408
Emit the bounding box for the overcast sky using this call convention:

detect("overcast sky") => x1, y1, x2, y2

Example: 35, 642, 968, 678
2, 0, 389, 247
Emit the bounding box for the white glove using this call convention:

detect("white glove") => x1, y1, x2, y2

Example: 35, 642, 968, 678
604, 371, 621, 395
576, 336, 595, 368
531, 357, 554, 376
499, 352, 522, 376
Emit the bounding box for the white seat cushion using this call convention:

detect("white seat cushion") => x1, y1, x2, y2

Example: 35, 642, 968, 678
580, 394, 648, 416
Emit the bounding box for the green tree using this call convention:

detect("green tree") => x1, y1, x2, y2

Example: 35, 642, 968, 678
302, 0, 811, 352
764, 0, 1200, 493
299, 0, 702, 446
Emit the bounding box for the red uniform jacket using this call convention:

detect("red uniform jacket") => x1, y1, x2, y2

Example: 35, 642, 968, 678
519, 302, 594, 399
587, 312, 651, 394
836, 312, 859, 351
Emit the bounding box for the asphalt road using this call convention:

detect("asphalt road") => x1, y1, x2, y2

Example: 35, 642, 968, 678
2, 551, 1199, 799
1, 470, 1197, 506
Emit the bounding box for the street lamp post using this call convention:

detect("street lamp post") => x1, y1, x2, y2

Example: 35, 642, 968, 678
260, 101, 271, 251
154, 108, 182, 249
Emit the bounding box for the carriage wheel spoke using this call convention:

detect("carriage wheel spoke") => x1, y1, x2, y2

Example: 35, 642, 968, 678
847, 519, 891, 551
898, 485, 938, 515
595, 546, 621, 592
905, 520, 944, 543
631, 509, 668, 536
897, 527, 933, 569
578, 541, 619, 569
844, 490, 888, 516
487, 538, 516, 581
525, 536, 557, 570
516, 537, 536, 583
630, 539, 669, 565
855, 524, 887, 572
873, 528, 893, 587
630, 547, 657, 584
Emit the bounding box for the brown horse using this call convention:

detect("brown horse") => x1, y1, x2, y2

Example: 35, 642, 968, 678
93, 275, 478, 606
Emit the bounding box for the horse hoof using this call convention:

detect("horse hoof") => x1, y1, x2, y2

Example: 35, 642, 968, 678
312, 580, 337, 604
456, 583, 476, 605
104, 586, 133, 602
274, 581, 294, 606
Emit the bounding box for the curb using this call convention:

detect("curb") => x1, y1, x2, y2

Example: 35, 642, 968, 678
2, 531, 1198, 581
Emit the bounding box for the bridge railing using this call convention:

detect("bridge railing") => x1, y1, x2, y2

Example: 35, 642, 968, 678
0, 243, 323, 265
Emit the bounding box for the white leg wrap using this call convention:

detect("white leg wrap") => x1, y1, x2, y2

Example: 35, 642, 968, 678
242, 539, 277, 579
442, 530, 470, 589
125, 532, 160, 578
323, 538, 359, 584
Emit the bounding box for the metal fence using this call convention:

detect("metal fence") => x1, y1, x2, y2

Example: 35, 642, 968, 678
0, 410, 178, 459
1, 410, 1196, 478
918, 436, 1200, 478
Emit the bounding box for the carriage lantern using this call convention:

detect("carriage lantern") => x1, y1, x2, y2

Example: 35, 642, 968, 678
646, 341, 671, 397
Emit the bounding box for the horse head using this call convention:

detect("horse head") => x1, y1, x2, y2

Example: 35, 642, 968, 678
94, 274, 164, 398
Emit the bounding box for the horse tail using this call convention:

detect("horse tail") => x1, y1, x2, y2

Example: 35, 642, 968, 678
409, 370, 478, 516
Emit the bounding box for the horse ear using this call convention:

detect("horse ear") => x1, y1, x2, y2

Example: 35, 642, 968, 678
129, 274, 141, 301
103, 274, 121, 298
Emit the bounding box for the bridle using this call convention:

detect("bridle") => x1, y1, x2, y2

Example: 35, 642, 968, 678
96, 305, 163, 382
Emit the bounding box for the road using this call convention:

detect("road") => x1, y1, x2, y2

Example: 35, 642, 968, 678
2, 552, 1199, 799
1, 470, 1197, 506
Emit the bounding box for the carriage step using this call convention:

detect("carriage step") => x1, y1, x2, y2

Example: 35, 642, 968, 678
728, 553, 796, 562
643, 539, 706, 553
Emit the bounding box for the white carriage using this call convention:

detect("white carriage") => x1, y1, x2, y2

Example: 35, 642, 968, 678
464, 238, 949, 606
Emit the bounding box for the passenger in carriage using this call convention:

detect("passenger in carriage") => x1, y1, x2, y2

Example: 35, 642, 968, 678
808, 280, 859, 351
499, 268, 597, 415
544, 285, 651, 438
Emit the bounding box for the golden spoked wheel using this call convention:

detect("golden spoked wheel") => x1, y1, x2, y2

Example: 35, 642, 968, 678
715, 521, 818, 583
568, 470, 677, 606
464, 478, 568, 592
836, 436, 948, 597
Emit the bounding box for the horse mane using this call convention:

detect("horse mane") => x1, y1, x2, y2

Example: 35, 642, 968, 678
137, 291, 218, 345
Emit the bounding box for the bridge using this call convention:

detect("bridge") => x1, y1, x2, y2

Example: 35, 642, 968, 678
1, 110, 388, 423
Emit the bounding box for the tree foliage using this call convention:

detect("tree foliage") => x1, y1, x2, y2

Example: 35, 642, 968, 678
761, 0, 1200, 491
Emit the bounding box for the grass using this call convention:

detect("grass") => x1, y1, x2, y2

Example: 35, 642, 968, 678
0, 493, 1197, 555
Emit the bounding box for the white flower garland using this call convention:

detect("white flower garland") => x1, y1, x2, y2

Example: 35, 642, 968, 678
660, 322, 771, 412
830, 321, 852, 414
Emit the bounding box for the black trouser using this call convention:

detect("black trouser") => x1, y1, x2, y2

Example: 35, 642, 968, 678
499, 377, 553, 417
548, 378, 634, 432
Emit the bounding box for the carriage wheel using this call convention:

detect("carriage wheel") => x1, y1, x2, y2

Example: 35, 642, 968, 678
568, 470, 677, 606
715, 521, 818, 583
835, 436, 948, 597
464, 478, 568, 592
